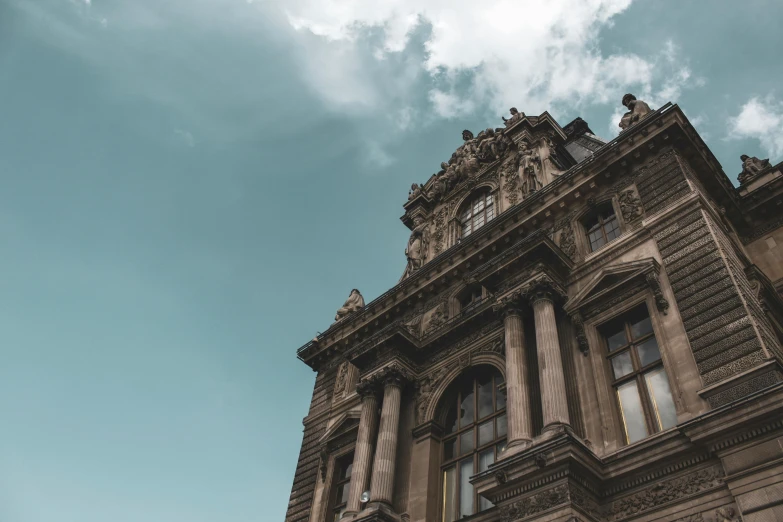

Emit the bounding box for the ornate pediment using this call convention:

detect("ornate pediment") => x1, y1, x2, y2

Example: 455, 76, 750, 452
564, 258, 664, 315
318, 411, 361, 446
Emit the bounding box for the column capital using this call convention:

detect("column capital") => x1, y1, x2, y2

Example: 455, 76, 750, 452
361, 363, 414, 392
523, 275, 567, 306
493, 290, 524, 318
356, 379, 382, 399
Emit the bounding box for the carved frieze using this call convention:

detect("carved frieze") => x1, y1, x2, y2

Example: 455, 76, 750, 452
499, 484, 569, 522
333, 361, 349, 398
618, 187, 643, 223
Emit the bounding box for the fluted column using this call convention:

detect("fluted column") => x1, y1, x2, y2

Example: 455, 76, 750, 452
369, 369, 406, 506
529, 283, 570, 431
494, 295, 533, 449
344, 383, 380, 516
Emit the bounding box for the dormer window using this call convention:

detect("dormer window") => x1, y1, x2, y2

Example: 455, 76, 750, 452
460, 191, 495, 238
458, 285, 485, 314
584, 203, 620, 252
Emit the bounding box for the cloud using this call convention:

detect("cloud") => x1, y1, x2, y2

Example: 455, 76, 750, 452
281, 0, 697, 126
174, 129, 195, 148
728, 95, 783, 158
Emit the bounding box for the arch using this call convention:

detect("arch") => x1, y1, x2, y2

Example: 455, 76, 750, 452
449, 183, 499, 222
422, 355, 505, 425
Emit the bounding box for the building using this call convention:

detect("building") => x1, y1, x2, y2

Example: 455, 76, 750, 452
285, 96, 783, 522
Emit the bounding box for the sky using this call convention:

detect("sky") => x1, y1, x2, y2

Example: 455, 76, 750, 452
0, 1, 782, 521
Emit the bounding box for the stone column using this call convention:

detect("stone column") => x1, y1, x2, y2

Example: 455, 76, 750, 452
495, 295, 533, 450
529, 282, 571, 431
344, 383, 380, 516
369, 369, 406, 506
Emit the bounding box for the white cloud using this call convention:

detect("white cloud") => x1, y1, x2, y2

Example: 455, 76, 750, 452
174, 129, 195, 148
281, 0, 697, 124
728, 96, 783, 158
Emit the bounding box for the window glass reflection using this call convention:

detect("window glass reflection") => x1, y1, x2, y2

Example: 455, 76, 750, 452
617, 381, 648, 443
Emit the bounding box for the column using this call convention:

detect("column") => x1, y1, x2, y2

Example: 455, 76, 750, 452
498, 300, 533, 449
369, 372, 405, 506
344, 383, 379, 516
530, 285, 571, 431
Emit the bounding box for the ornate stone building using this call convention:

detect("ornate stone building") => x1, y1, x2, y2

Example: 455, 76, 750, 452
285, 97, 783, 522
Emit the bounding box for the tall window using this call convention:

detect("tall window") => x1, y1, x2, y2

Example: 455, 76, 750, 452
584, 204, 620, 252
328, 453, 353, 521
600, 304, 677, 444
460, 192, 495, 238
440, 367, 506, 521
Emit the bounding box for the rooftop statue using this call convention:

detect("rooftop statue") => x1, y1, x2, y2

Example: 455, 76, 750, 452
618, 93, 652, 131
335, 289, 365, 322
408, 183, 423, 200
502, 107, 522, 127
738, 154, 771, 183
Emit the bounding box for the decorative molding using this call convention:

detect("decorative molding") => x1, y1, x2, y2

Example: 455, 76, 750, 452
645, 271, 670, 314
499, 484, 569, 522
571, 312, 590, 355
618, 187, 644, 223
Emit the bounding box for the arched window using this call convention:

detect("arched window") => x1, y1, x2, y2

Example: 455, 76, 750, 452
459, 191, 495, 238
583, 202, 620, 252
439, 366, 506, 521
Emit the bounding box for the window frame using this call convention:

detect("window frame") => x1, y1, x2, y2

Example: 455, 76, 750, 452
459, 191, 496, 239
599, 302, 676, 445
439, 368, 507, 522
582, 201, 621, 253
325, 450, 355, 522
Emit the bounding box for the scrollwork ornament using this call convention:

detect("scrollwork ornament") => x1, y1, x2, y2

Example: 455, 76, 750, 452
645, 272, 669, 315
571, 312, 589, 355
618, 188, 643, 222
493, 290, 523, 318
522, 275, 567, 306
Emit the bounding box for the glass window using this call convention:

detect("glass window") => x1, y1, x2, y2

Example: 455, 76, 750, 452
584, 204, 621, 252
441, 367, 506, 522
329, 452, 354, 521
600, 303, 678, 444
460, 192, 495, 238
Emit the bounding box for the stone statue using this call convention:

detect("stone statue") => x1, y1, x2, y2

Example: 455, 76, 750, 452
457, 130, 480, 177
503, 107, 522, 127
477, 128, 500, 162
738, 154, 771, 183
403, 216, 429, 279
335, 289, 365, 322
538, 134, 563, 179
518, 141, 542, 196
618, 93, 652, 131
408, 183, 422, 200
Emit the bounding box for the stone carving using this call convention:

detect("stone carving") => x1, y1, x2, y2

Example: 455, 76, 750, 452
499, 484, 569, 522
714, 507, 738, 521
433, 208, 447, 255
610, 466, 724, 520
522, 274, 567, 304
502, 158, 522, 206
738, 154, 771, 183
335, 289, 365, 322
559, 222, 577, 260
538, 134, 563, 179
414, 362, 456, 424
402, 216, 430, 280
618, 188, 643, 222
408, 183, 423, 200
424, 301, 448, 335
518, 141, 543, 197
645, 272, 670, 315
571, 312, 590, 355
502, 107, 522, 127
495, 469, 508, 485
333, 361, 349, 398
319, 448, 329, 481
534, 453, 547, 467
619, 93, 653, 131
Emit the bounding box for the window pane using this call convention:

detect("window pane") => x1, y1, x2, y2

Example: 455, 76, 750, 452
337, 483, 350, 504
486, 194, 493, 206
459, 429, 474, 455
473, 214, 485, 230
474, 199, 484, 213
496, 414, 507, 438
478, 449, 495, 511
459, 385, 475, 428
444, 438, 456, 461
617, 381, 649, 444
444, 400, 459, 434
459, 459, 474, 518
341, 461, 352, 480
629, 306, 653, 339
478, 448, 494, 473
495, 383, 506, 411
604, 216, 620, 241
461, 221, 471, 238
477, 374, 493, 419
443, 467, 456, 522
610, 351, 634, 379
478, 420, 494, 446
645, 368, 678, 430
496, 440, 506, 455
636, 337, 661, 367
604, 325, 628, 352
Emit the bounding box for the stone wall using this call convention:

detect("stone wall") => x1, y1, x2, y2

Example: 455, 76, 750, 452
285, 367, 338, 522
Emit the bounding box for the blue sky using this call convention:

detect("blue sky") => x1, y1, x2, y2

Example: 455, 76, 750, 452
1, 1, 782, 521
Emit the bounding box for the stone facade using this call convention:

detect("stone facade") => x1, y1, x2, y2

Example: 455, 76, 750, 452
286, 101, 783, 522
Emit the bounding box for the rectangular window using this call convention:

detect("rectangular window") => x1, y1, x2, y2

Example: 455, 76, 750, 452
600, 303, 677, 444
329, 452, 354, 521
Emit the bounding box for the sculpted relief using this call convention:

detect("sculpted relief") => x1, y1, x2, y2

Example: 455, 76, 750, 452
335, 289, 365, 322
738, 154, 771, 183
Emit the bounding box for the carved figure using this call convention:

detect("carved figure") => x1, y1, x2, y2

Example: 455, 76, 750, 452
334, 289, 365, 322
477, 128, 500, 162
618, 93, 653, 131
539, 134, 563, 178
715, 507, 737, 522
502, 107, 522, 127
403, 216, 429, 279
738, 154, 771, 183
456, 130, 480, 177
408, 183, 422, 200
518, 141, 542, 196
